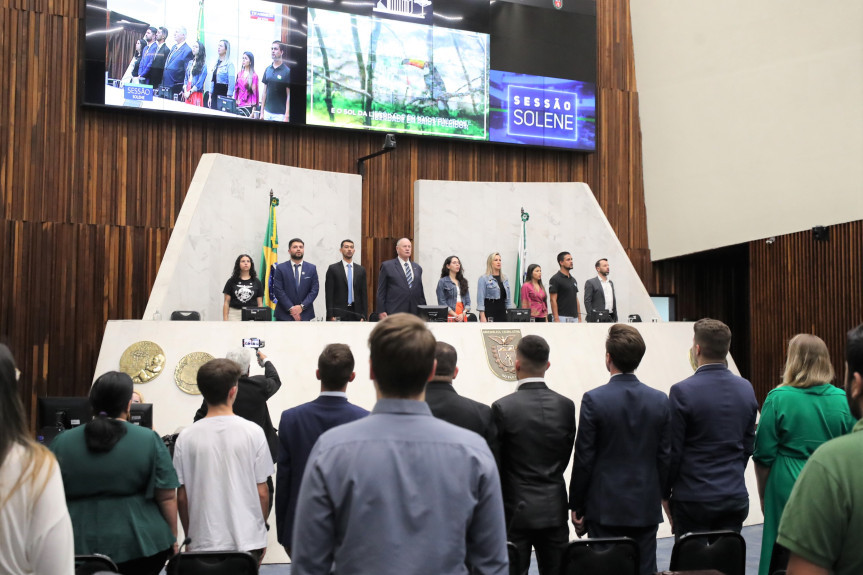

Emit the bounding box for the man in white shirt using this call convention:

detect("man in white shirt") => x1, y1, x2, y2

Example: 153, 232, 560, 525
173, 358, 273, 563
583, 258, 617, 322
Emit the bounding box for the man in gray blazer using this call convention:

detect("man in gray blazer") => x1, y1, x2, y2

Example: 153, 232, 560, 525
583, 258, 617, 322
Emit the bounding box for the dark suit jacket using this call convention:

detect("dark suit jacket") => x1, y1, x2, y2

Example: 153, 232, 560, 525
569, 373, 671, 527
376, 258, 426, 315
492, 381, 575, 530
666, 363, 758, 502
583, 276, 617, 322
324, 261, 367, 320
425, 378, 498, 459
272, 261, 319, 321
161, 42, 193, 88
193, 361, 281, 462
275, 395, 369, 551
148, 43, 170, 88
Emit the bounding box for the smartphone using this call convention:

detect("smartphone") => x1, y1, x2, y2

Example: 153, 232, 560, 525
242, 338, 265, 349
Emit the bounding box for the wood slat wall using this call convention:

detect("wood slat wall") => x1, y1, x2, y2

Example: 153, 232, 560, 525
1, 0, 647, 415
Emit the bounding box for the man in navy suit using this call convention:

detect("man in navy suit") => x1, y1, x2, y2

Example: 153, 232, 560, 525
272, 238, 319, 321
569, 324, 671, 575
275, 343, 369, 556
376, 237, 426, 318
160, 26, 193, 97
664, 318, 758, 538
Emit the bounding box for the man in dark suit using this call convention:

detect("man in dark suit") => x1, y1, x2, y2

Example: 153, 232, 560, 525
376, 237, 426, 318
148, 26, 171, 90
492, 335, 575, 575
275, 344, 368, 557
583, 258, 617, 322
324, 239, 367, 321
569, 324, 671, 575
664, 318, 758, 538
160, 26, 193, 97
272, 238, 319, 321
425, 341, 497, 457
194, 347, 281, 509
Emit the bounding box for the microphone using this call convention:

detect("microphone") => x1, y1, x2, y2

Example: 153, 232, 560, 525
507, 501, 526, 538
331, 307, 366, 321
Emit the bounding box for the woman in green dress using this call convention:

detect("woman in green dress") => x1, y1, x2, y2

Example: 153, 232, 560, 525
51, 372, 179, 575
753, 334, 857, 575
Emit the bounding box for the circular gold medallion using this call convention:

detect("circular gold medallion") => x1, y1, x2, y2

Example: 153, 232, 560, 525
119, 341, 166, 384
174, 351, 214, 395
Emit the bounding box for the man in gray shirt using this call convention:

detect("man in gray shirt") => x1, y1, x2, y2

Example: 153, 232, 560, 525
291, 314, 508, 575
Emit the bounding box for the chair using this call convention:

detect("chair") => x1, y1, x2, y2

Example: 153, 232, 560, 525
768, 541, 790, 575
560, 537, 639, 575
669, 530, 746, 575
170, 311, 201, 321
165, 550, 257, 574
507, 541, 520, 575
75, 554, 118, 574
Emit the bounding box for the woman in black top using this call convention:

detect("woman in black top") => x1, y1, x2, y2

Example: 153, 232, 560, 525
222, 254, 264, 321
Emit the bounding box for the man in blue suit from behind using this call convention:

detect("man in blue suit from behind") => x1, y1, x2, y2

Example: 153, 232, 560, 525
275, 343, 369, 557
272, 238, 319, 321
376, 237, 426, 318
570, 324, 671, 575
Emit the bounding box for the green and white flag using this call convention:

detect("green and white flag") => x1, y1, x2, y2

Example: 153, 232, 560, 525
514, 209, 529, 306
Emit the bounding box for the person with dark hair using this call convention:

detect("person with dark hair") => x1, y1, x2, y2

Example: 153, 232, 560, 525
324, 239, 368, 321
569, 325, 671, 575
492, 335, 575, 575
148, 26, 170, 89
206, 39, 235, 110
425, 341, 497, 456
583, 258, 617, 322
776, 323, 863, 575
436, 255, 471, 322
549, 251, 581, 322
51, 371, 178, 575
519, 264, 548, 321
234, 51, 260, 113
275, 343, 368, 556
137, 26, 158, 84
291, 315, 507, 574
272, 238, 319, 321
260, 41, 291, 121
183, 40, 207, 106
0, 344, 74, 575
752, 334, 856, 575
121, 37, 147, 85
664, 318, 758, 539
222, 253, 264, 321
173, 358, 272, 563
376, 238, 427, 318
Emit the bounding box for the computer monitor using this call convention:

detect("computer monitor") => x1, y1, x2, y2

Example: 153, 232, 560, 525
417, 305, 448, 322
217, 96, 238, 115
506, 309, 531, 322
242, 307, 272, 321
129, 403, 153, 429
37, 396, 92, 430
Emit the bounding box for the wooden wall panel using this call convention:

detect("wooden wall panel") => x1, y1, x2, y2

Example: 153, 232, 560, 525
3, 0, 650, 416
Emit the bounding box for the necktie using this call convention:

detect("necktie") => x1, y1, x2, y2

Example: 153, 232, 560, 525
294, 264, 301, 288
347, 264, 354, 305
404, 261, 413, 288
167, 44, 178, 65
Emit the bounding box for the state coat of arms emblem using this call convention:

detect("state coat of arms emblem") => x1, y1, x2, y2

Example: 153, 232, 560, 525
482, 329, 522, 381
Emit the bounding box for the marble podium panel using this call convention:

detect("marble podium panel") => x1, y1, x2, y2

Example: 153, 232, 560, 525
94, 320, 762, 562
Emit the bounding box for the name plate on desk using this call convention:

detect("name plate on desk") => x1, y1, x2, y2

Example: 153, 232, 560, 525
124, 84, 154, 102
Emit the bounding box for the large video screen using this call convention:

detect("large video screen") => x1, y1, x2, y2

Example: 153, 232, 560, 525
83, 0, 596, 151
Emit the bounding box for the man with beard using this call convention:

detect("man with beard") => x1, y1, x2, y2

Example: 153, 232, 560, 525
272, 238, 319, 321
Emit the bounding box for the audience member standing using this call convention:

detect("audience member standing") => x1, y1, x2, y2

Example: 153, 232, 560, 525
376, 238, 426, 317
206, 39, 236, 109
777, 323, 863, 575
160, 27, 193, 97
291, 314, 508, 575
549, 251, 581, 322
324, 239, 368, 321
182, 41, 207, 107
0, 344, 74, 575
477, 252, 514, 323
664, 319, 758, 537
222, 253, 264, 321
492, 335, 575, 575
275, 344, 368, 556
583, 258, 617, 322
51, 371, 178, 575
519, 263, 548, 321
272, 238, 320, 321
569, 325, 671, 575
137, 27, 158, 85
234, 51, 260, 113
436, 255, 472, 322
260, 41, 291, 121
173, 359, 272, 563
752, 334, 856, 575
148, 27, 170, 90
425, 341, 497, 457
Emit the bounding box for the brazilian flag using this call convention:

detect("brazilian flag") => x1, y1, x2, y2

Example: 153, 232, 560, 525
260, 195, 279, 319
197, 0, 205, 43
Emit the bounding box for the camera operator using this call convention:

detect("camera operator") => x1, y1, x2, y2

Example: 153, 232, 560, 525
194, 346, 281, 511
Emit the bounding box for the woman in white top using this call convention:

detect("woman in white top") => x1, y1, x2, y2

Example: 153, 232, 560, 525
0, 344, 74, 575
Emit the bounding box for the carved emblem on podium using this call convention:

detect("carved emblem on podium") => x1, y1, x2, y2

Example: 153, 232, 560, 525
482, 329, 522, 381
174, 351, 215, 395
119, 341, 166, 384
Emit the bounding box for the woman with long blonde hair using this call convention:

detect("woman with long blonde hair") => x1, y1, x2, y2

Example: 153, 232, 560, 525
0, 344, 74, 575
753, 334, 857, 575
476, 252, 514, 322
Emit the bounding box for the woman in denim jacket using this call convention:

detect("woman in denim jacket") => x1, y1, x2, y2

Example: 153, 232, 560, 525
206, 39, 236, 109
436, 256, 471, 322
476, 252, 514, 322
